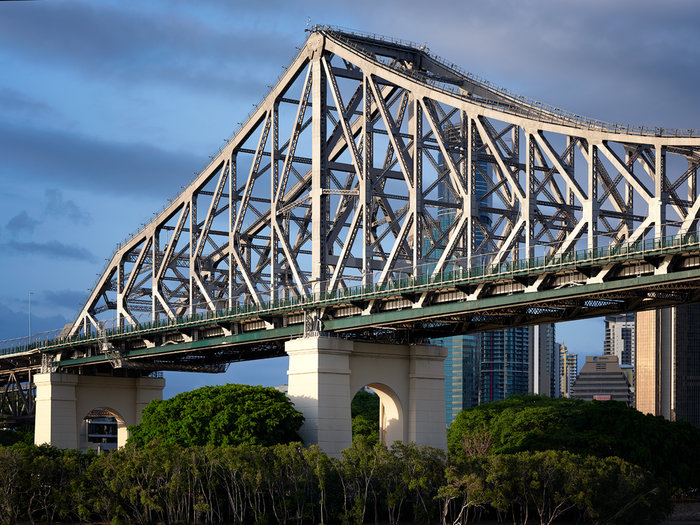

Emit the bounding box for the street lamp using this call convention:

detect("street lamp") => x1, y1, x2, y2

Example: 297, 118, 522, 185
28, 291, 34, 341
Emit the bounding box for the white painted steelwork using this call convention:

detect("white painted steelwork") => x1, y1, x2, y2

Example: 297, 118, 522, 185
68, 27, 700, 340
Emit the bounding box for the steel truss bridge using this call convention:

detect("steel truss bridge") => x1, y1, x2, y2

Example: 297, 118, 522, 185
3, 26, 700, 422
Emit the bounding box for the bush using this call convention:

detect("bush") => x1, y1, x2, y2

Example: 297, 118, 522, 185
128, 383, 304, 447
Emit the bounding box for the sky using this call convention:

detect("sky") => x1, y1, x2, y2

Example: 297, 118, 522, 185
1, 0, 699, 397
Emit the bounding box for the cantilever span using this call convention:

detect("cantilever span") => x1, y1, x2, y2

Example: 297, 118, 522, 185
3, 25, 700, 386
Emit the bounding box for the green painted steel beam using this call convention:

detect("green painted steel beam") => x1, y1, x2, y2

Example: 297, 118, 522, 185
323, 267, 700, 332
54, 324, 303, 368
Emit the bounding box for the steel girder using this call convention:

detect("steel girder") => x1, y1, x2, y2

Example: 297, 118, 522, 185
68, 27, 700, 338
0, 371, 34, 423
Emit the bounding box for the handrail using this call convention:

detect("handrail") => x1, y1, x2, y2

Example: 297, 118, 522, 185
2, 230, 699, 358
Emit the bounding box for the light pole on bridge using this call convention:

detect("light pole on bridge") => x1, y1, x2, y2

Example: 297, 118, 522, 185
28, 291, 33, 341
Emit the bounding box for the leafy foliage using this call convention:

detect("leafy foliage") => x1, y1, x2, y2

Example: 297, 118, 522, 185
448, 394, 700, 490
351, 389, 379, 444
0, 393, 689, 524
0, 427, 33, 447
128, 383, 304, 447
0, 436, 676, 525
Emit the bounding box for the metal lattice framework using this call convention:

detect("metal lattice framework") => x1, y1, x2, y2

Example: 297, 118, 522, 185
0, 371, 34, 423
69, 27, 700, 339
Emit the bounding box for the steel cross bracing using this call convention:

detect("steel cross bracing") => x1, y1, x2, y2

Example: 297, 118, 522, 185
3, 26, 700, 379
0, 371, 34, 424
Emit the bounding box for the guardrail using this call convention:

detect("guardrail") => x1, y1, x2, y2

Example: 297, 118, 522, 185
2, 231, 698, 359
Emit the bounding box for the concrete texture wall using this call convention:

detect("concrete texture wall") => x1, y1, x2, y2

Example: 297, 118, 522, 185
286, 336, 447, 457
34, 373, 165, 449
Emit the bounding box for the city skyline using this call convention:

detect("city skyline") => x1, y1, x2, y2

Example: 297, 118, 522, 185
2, 0, 700, 397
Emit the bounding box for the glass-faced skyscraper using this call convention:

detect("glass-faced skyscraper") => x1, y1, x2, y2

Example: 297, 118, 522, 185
434, 128, 558, 423
480, 327, 532, 403
443, 335, 481, 423
434, 129, 492, 424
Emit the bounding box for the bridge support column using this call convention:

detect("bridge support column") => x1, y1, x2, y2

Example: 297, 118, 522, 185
34, 373, 165, 450
286, 337, 354, 458
408, 345, 450, 447
285, 336, 447, 457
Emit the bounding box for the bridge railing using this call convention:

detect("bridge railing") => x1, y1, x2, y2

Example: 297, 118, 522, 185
0, 328, 63, 357
2, 231, 699, 357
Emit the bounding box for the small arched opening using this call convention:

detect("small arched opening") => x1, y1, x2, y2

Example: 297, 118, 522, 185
351, 383, 404, 446
79, 407, 128, 452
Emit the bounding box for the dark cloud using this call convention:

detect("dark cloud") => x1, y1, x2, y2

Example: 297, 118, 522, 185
0, 119, 201, 197
0, 240, 96, 262
41, 289, 86, 311
0, 1, 299, 98
3, 191, 90, 237
44, 189, 91, 225
0, 303, 68, 343
0, 87, 58, 121
6, 210, 40, 233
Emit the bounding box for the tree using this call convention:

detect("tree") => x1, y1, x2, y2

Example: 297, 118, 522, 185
577, 455, 672, 525
438, 460, 488, 525
447, 395, 700, 490
351, 389, 379, 444
337, 437, 383, 525
128, 384, 304, 447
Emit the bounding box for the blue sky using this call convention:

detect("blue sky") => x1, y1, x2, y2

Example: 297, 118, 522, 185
1, 0, 699, 396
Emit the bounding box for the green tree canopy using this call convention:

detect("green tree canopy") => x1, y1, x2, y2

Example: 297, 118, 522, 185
351, 389, 379, 444
128, 384, 304, 447
447, 394, 700, 490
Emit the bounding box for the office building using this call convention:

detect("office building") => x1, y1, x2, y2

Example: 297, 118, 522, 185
604, 313, 636, 366
530, 323, 559, 398
559, 344, 578, 397
480, 327, 532, 403
444, 335, 481, 424
436, 128, 559, 418
81, 408, 118, 452
436, 127, 490, 423
636, 305, 700, 427
571, 355, 632, 405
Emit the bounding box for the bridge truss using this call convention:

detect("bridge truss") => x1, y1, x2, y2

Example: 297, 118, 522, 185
3, 26, 700, 381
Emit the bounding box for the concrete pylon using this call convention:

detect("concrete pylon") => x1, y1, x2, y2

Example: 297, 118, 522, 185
286, 336, 447, 457
34, 373, 165, 449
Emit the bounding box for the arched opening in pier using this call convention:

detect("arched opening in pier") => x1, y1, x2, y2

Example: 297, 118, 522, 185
351, 383, 404, 446
79, 406, 127, 452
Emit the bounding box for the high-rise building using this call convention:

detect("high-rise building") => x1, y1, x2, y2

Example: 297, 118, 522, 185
636, 305, 700, 427
530, 324, 559, 398
480, 327, 532, 403
559, 344, 578, 397
572, 355, 632, 405
444, 335, 481, 424
604, 313, 636, 366
437, 128, 491, 424
436, 128, 558, 419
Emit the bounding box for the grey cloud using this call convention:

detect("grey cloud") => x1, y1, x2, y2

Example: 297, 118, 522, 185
1, 240, 96, 262
367, 0, 700, 129
0, 87, 58, 120
41, 289, 86, 311
0, 303, 68, 342
44, 189, 91, 225
0, 120, 201, 197
6, 210, 40, 233
0, 1, 299, 97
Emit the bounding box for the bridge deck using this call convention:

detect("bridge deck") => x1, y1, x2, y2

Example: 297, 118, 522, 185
3, 231, 700, 383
